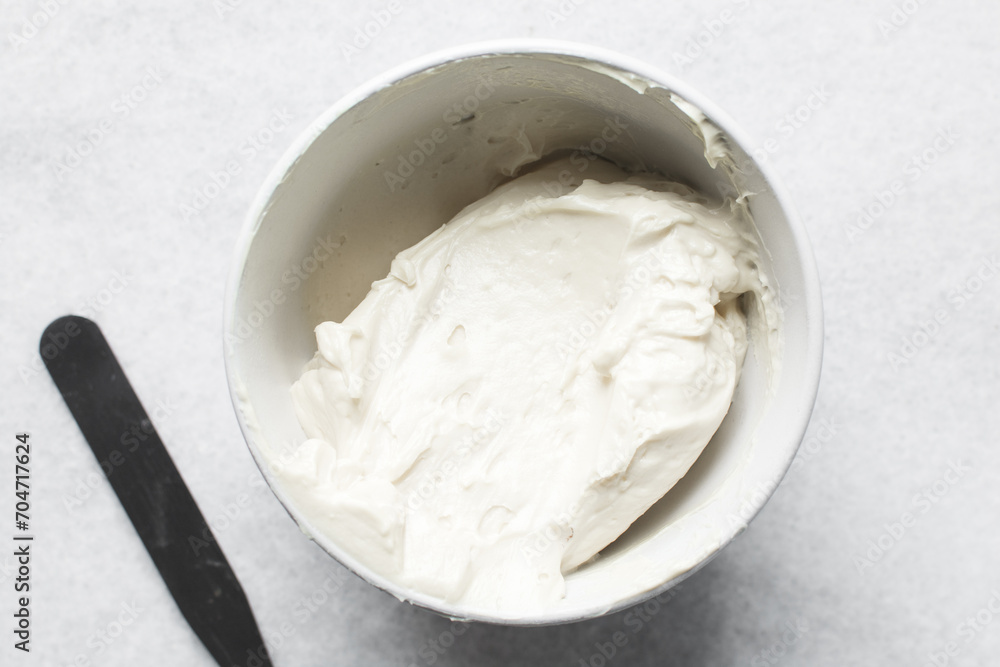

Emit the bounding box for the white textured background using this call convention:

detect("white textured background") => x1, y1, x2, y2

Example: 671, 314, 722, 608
2, 1, 999, 665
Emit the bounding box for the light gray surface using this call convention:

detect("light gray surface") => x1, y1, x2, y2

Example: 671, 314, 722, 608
1, 1, 997, 666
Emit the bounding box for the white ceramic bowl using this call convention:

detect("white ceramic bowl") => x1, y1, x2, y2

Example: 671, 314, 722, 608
224, 40, 823, 625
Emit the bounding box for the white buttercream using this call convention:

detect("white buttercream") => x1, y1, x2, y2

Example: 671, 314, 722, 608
274, 157, 779, 615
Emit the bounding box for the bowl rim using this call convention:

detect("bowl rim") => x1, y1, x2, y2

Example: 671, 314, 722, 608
223, 38, 824, 626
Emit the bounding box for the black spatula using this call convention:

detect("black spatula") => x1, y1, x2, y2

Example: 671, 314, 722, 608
41, 315, 273, 667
